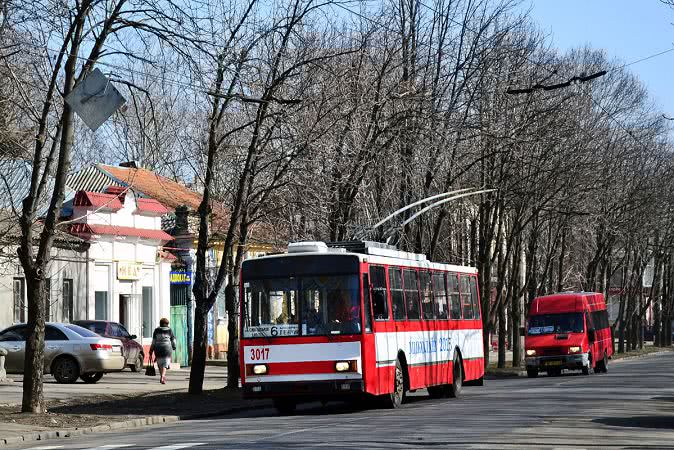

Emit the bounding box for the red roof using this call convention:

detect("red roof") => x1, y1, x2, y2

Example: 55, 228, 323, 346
69, 223, 173, 242
136, 198, 169, 215
100, 165, 203, 211
73, 191, 123, 211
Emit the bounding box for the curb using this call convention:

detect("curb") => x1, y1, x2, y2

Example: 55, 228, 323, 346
0, 415, 179, 447
611, 350, 673, 363
0, 402, 272, 447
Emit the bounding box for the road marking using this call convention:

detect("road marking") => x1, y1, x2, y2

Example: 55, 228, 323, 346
24, 446, 65, 450
81, 445, 135, 450
147, 444, 206, 450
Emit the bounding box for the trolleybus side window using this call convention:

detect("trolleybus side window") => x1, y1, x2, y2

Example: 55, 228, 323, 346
469, 276, 480, 319
369, 266, 390, 320
433, 272, 449, 319
363, 274, 373, 333
460, 275, 474, 319
448, 273, 462, 319
403, 269, 421, 320
389, 267, 406, 321
420, 271, 435, 320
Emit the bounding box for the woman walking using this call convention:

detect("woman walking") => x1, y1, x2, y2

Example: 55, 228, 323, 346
149, 318, 177, 384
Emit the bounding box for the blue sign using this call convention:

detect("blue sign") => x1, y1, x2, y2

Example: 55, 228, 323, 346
207, 309, 214, 346
170, 271, 192, 285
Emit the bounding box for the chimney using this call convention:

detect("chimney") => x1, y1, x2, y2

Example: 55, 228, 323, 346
175, 205, 189, 234
105, 185, 127, 203
119, 161, 139, 169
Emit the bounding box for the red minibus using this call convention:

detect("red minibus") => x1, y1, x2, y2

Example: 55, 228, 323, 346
524, 292, 612, 377
240, 241, 485, 414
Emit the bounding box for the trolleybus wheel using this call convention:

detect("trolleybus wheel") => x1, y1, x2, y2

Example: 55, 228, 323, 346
273, 398, 297, 415
386, 359, 405, 408
448, 354, 463, 398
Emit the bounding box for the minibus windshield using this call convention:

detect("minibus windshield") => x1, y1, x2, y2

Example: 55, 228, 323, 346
528, 312, 584, 335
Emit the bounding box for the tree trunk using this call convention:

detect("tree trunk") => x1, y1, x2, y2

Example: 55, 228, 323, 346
225, 281, 240, 388
21, 274, 46, 413
188, 294, 209, 394
497, 288, 506, 368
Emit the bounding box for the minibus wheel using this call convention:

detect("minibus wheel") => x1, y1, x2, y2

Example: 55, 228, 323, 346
596, 351, 608, 373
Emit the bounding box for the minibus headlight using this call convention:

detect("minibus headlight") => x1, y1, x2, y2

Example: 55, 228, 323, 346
335, 361, 350, 372
253, 364, 268, 375
526, 349, 536, 357
569, 346, 581, 354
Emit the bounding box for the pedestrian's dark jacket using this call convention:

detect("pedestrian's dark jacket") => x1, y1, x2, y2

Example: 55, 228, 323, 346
150, 326, 176, 358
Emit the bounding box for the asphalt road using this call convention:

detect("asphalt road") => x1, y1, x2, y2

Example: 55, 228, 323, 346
12, 352, 674, 450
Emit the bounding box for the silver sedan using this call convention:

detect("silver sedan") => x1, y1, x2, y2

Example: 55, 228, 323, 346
0, 322, 125, 383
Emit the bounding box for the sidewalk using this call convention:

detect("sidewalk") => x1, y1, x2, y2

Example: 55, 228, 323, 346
0, 367, 270, 447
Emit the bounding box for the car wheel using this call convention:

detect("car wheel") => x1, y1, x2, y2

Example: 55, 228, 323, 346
526, 368, 538, 378
52, 357, 80, 384
80, 372, 103, 384
131, 354, 144, 373
448, 354, 463, 398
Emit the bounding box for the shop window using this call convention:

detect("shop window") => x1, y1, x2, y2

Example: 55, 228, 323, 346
142, 287, 153, 338
95, 291, 108, 320
62, 279, 73, 323
44, 278, 51, 321
13, 278, 25, 323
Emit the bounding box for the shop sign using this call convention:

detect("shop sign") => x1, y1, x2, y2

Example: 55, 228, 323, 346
170, 271, 192, 285
117, 262, 142, 280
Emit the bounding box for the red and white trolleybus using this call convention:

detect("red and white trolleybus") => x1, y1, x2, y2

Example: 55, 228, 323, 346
240, 241, 484, 414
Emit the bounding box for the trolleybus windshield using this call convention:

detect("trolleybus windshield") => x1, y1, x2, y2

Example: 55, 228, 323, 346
243, 274, 360, 338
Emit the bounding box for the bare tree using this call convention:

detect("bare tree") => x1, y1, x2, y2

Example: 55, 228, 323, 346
6, 0, 203, 413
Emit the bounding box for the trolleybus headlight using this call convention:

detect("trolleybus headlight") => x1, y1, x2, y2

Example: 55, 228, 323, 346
253, 364, 268, 375
335, 361, 350, 372
568, 346, 581, 354
526, 349, 536, 356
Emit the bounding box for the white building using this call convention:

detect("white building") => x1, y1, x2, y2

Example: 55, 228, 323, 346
66, 186, 174, 344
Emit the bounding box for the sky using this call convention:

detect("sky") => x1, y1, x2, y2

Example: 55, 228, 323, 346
521, 0, 674, 118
